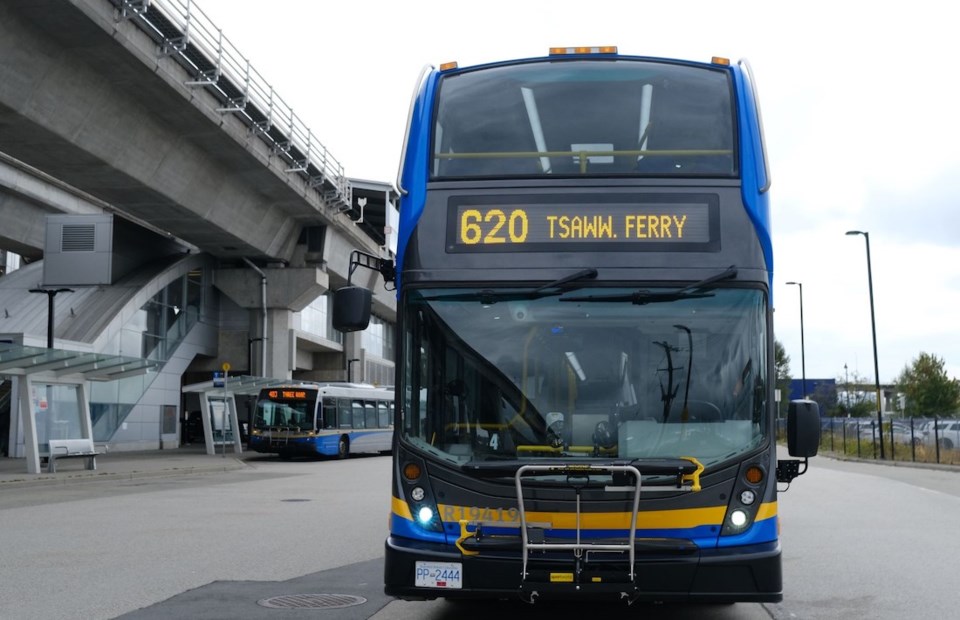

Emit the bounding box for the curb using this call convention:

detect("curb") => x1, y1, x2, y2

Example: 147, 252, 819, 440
0, 459, 250, 489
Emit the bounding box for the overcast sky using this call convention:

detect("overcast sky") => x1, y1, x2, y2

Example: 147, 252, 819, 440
194, 0, 960, 386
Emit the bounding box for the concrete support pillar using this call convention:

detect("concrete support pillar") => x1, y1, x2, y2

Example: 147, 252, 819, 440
18, 375, 40, 474
214, 266, 328, 379
267, 307, 294, 380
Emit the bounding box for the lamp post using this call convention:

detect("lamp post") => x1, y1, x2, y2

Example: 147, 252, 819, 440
844, 363, 851, 412
28, 287, 74, 348
846, 230, 884, 459
785, 281, 806, 399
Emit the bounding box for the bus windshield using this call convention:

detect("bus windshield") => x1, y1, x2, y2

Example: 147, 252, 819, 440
253, 398, 315, 430
401, 286, 766, 468
433, 59, 736, 178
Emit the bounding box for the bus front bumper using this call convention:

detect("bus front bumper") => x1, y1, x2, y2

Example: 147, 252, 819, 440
384, 535, 782, 603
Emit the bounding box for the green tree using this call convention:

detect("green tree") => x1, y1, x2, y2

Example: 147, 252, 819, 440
774, 340, 792, 415
836, 368, 876, 417
895, 352, 960, 416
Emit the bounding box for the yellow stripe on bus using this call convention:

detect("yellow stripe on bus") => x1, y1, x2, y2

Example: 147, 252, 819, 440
392, 497, 778, 529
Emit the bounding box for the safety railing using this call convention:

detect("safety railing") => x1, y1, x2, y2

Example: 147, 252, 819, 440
111, 0, 351, 211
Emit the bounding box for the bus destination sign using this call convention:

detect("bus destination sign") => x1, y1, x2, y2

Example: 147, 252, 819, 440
267, 390, 310, 400
447, 196, 718, 253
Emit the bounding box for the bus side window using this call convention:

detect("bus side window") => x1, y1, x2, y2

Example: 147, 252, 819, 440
322, 397, 337, 429
352, 400, 366, 429
365, 401, 378, 429
338, 398, 352, 429
256, 403, 271, 426
377, 401, 390, 428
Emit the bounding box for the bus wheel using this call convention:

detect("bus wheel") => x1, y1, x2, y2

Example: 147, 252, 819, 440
338, 436, 350, 459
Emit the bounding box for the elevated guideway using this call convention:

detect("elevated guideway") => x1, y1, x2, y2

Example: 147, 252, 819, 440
0, 0, 397, 383
0, 0, 391, 272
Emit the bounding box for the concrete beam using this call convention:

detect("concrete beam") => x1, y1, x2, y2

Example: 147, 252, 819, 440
213, 267, 328, 313
0, 152, 109, 258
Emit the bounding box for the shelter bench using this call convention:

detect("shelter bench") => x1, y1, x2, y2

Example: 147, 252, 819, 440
46, 438, 101, 473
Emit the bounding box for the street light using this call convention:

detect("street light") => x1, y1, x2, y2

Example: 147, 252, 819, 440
28, 287, 74, 348
785, 281, 806, 399
846, 230, 884, 459
844, 363, 851, 411
347, 358, 360, 383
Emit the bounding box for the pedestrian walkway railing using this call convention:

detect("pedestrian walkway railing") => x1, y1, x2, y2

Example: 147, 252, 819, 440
110, 0, 352, 212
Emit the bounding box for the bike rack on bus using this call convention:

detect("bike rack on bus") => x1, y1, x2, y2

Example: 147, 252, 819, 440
514, 463, 643, 601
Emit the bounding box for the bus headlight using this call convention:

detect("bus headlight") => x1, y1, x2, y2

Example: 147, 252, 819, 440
417, 505, 434, 524
411, 486, 425, 501
740, 489, 756, 505
729, 509, 748, 529
409, 501, 443, 533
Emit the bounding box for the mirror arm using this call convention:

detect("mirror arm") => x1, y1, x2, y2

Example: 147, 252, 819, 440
348, 250, 395, 286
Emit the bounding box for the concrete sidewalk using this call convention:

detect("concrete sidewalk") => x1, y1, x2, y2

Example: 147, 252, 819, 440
0, 444, 255, 489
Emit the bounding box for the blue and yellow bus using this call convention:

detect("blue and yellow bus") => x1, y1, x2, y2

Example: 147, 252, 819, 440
248, 382, 393, 458
335, 47, 819, 604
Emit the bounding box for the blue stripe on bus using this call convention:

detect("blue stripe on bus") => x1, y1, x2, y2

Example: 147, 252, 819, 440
391, 513, 777, 550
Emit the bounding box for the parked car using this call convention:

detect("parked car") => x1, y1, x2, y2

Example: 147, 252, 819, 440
921, 419, 960, 450
890, 421, 921, 446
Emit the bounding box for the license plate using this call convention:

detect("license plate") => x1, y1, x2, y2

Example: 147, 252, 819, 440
415, 561, 463, 589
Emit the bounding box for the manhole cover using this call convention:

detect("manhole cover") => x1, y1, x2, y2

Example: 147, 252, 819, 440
257, 594, 366, 609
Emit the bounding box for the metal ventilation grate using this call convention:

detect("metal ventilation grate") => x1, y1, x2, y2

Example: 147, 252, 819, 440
61, 224, 96, 252
257, 594, 366, 609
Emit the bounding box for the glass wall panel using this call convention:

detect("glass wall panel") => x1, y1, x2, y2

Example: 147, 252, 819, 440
32, 383, 82, 452
90, 268, 209, 441
298, 294, 344, 344
362, 315, 395, 361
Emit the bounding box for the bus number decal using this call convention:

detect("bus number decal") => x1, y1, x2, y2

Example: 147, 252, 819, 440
460, 209, 528, 245
441, 504, 520, 523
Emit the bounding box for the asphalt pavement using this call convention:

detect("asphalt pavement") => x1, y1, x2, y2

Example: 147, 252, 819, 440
3, 444, 958, 620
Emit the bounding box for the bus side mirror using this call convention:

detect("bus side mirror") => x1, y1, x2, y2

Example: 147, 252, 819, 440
787, 399, 820, 458
332, 286, 372, 332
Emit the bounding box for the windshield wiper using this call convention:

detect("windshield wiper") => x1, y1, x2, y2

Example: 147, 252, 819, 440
534, 267, 598, 292
559, 265, 737, 304
419, 268, 598, 303
462, 457, 702, 478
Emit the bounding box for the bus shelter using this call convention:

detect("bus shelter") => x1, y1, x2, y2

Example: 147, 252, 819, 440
182, 376, 283, 456
0, 343, 157, 474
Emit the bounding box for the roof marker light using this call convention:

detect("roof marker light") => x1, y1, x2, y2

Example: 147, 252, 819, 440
712, 56, 731, 65
549, 46, 618, 56
439, 61, 459, 71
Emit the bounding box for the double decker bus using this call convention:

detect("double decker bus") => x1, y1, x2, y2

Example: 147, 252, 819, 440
248, 382, 393, 458
335, 47, 819, 604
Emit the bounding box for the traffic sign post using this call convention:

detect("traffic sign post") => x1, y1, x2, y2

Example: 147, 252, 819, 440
220, 363, 230, 457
